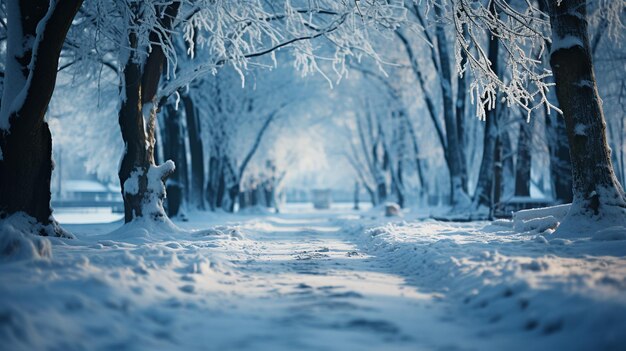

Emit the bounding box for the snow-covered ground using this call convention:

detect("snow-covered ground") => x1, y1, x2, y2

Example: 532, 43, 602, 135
1, 204, 625, 350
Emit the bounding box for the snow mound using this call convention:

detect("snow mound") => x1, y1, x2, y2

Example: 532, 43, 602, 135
95, 216, 186, 244
354, 219, 626, 350
512, 199, 626, 238
555, 187, 626, 237
512, 204, 570, 234
514, 215, 560, 233
513, 204, 570, 223
192, 225, 244, 240
0, 213, 53, 260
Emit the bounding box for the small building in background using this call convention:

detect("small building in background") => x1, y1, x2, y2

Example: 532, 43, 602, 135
312, 189, 332, 209
59, 180, 120, 202
52, 179, 123, 212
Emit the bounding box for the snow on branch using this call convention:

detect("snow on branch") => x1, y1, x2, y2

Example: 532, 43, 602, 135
430, 0, 560, 121
160, 0, 407, 101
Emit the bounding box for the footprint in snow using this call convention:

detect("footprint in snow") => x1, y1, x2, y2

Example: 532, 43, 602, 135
179, 285, 195, 294
327, 291, 363, 299
342, 318, 400, 334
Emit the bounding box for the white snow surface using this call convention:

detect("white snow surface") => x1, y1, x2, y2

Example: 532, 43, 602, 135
1, 206, 625, 350
0, 213, 53, 261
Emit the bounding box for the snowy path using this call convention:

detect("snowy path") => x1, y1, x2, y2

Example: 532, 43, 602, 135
2, 209, 625, 351
215, 214, 478, 351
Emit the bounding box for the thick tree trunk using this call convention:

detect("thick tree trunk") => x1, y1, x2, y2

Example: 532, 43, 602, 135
117, 2, 180, 223
117, 47, 172, 222
182, 93, 205, 210
545, 0, 626, 232
0, 0, 82, 236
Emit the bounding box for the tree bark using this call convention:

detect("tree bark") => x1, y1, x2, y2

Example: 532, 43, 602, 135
501, 125, 515, 199
182, 93, 205, 210
515, 118, 532, 197
206, 155, 221, 210
434, 3, 470, 208
0, 0, 83, 236
473, 106, 499, 210
492, 132, 503, 218
536, 0, 573, 204
545, 0, 626, 230
117, 2, 180, 223
473, 11, 501, 212
455, 41, 469, 193
162, 102, 189, 217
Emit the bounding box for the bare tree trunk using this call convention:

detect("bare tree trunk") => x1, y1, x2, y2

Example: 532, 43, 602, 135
216, 161, 226, 209
221, 159, 238, 212
396, 30, 449, 200
455, 43, 469, 193
373, 142, 388, 204
401, 112, 427, 199
536, 1, 573, 204
0, 0, 82, 236
434, 3, 470, 208
117, 2, 180, 223
515, 118, 532, 197
365, 185, 376, 206
162, 102, 189, 217
545, 0, 626, 231
501, 126, 515, 199
394, 161, 405, 208
182, 93, 205, 210
473, 12, 500, 212
492, 133, 503, 218
474, 107, 500, 210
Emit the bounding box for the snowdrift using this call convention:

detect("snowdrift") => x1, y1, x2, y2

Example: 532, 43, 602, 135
352, 219, 626, 350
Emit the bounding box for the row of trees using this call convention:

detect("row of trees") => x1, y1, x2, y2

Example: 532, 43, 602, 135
0, 0, 624, 236
337, 0, 625, 225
